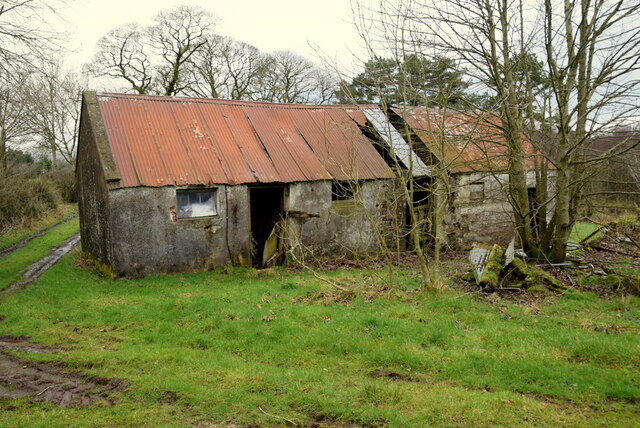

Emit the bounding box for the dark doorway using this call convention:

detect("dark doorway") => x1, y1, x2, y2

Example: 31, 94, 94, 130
405, 177, 432, 250
249, 186, 284, 267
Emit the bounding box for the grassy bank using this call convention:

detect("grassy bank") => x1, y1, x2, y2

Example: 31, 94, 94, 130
0, 251, 638, 427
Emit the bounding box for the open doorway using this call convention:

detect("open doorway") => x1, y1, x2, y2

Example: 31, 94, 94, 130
405, 176, 433, 250
249, 186, 284, 267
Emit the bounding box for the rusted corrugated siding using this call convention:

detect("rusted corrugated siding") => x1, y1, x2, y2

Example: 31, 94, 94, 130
96, 94, 394, 188
392, 106, 536, 173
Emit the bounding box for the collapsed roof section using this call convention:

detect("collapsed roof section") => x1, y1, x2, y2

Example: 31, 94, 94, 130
363, 108, 432, 177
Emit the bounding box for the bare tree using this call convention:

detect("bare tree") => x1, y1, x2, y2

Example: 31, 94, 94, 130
149, 5, 215, 96
0, 70, 31, 180
84, 23, 154, 94
24, 63, 85, 168
85, 5, 214, 96
541, 0, 640, 260
257, 50, 332, 104
0, 0, 63, 74
189, 36, 268, 100
188, 35, 230, 98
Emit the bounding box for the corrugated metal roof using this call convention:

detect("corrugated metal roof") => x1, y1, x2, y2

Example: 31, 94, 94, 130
96, 93, 394, 188
392, 106, 537, 173
364, 109, 431, 176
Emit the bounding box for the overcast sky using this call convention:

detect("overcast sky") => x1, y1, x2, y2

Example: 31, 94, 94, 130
60, 0, 373, 75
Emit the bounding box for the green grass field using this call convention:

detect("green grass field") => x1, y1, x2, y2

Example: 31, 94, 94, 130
0, 215, 639, 427
1, 244, 639, 426
569, 221, 605, 244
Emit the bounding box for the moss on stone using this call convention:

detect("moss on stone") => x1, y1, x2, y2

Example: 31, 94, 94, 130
463, 269, 475, 283
479, 244, 505, 287
511, 257, 567, 291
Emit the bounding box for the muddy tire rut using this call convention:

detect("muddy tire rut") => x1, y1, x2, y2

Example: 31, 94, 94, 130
0, 213, 78, 260
1, 233, 81, 294
0, 335, 129, 407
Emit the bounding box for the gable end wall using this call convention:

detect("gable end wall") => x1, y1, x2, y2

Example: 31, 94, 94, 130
76, 93, 115, 266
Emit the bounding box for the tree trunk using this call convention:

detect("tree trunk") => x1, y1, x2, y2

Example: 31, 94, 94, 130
49, 134, 57, 170
0, 127, 7, 180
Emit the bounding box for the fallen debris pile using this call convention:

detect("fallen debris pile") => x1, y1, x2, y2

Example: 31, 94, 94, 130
466, 218, 640, 295
467, 240, 567, 292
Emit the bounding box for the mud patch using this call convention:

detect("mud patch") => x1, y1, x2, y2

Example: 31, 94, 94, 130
159, 390, 179, 405
370, 368, 415, 382
307, 412, 384, 427
0, 334, 61, 354
0, 345, 129, 406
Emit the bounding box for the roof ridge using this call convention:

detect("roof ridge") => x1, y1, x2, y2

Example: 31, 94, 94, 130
96, 92, 379, 110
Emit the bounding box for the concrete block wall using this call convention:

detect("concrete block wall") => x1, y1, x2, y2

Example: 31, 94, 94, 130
107, 185, 251, 277
444, 170, 554, 249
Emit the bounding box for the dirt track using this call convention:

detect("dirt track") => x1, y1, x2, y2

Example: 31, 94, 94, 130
0, 214, 78, 260
0, 335, 128, 406
1, 233, 80, 294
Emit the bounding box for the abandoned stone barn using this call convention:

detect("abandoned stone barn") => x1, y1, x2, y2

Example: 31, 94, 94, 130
77, 92, 545, 277
77, 92, 408, 277
390, 106, 552, 249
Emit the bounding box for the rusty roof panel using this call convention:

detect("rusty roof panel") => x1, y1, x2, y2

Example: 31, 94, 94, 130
293, 109, 357, 180
95, 94, 394, 188
392, 106, 537, 173
176, 103, 231, 184
218, 104, 280, 183
325, 108, 377, 179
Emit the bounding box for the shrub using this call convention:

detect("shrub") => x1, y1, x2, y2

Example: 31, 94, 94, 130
0, 178, 60, 231
47, 169, 77, 203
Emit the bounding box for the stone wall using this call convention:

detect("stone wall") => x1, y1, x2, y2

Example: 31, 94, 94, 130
444, 170, 554, 249
83, 167, 556, 275
76, 95, 114, 267
286, 180, 401, 259
94, 180, 400, 277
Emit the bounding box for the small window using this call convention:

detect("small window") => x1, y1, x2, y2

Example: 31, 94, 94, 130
332, 181, 357, 201
177, 189, 217, 219
469, 182, 484, 201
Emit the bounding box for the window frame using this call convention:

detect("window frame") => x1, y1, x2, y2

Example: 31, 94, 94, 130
176, 188, 218, 219
469, 181, 485, 202
331, 181, 359, 202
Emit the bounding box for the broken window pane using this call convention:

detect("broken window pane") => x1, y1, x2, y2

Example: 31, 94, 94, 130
177, 189, 217, 218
